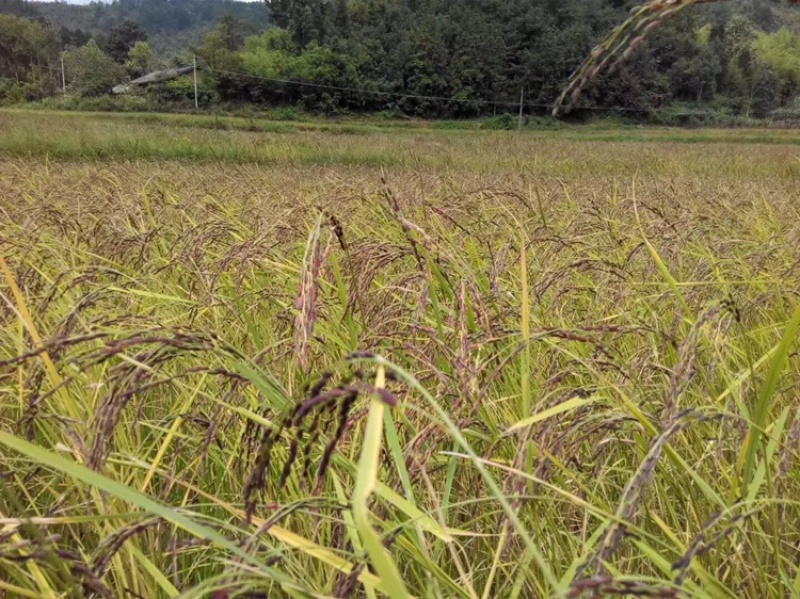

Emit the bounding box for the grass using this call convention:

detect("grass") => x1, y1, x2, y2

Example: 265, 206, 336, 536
4, 111, 800, 177
0, 111, 799, 598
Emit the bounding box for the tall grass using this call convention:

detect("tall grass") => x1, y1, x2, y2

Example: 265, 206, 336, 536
0, 116, 799, 598
7, 110, 800, 167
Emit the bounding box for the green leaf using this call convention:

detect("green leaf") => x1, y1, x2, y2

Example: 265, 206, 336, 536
350, 355, 564, 596
506, 395, 598, 433
740, 305, 800, 491
0, 431, 300, 591
351, 366, 411, 599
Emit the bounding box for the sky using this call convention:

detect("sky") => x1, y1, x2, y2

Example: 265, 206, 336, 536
29, 0, 262, 3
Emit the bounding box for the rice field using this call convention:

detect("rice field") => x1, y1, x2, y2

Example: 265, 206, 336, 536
1, 110, 799, 599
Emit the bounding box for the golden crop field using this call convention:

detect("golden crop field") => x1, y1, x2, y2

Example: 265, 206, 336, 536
1, 110, 799, 598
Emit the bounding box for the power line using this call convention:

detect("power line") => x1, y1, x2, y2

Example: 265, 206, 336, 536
214, 64, 800, 120
209, 67, 605, 111
211, 68, 529, 107
8, 57, 750, 117
207, 66, 704, 115
10, 59, 797, 120
19, 60, 654, 113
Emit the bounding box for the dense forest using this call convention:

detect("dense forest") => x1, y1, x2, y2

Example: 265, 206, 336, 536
6, 0, 269, 55
3, 0, 800, 120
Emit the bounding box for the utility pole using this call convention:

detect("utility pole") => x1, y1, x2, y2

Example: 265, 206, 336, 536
61, 52, 66, 96
193, 54, 199, 110
518, 88, 524, 132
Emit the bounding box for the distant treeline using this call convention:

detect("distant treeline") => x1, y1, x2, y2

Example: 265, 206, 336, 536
3, 0, 800, 119
1, 0, 269, 55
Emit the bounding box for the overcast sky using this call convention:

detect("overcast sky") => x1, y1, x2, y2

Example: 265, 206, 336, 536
29, 0, 262, 3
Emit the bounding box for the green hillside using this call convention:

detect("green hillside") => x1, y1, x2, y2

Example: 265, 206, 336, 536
2, 0, 270, 56
4, 0, 800, 120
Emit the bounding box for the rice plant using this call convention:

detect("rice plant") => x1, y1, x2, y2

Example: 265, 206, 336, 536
0, 113, 799, 598
554, 0, 800, 115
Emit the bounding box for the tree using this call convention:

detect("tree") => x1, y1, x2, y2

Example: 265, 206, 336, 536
126, 40, 157, 78
64, 40, 126, 97
753, 27, 800, 93
195, 17, 252, 101
7, 0, 798, 116
263, 0, 328, 48
554, 0, 800, 114
266, 0, 293, 29
331, 0, 350, 38
0, 0, 43, 22
103, 19, 148, 63
9, 0, 270, 59
0, 14, 59, 84
210, 15, 250, 52
59, 26, 91, 50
